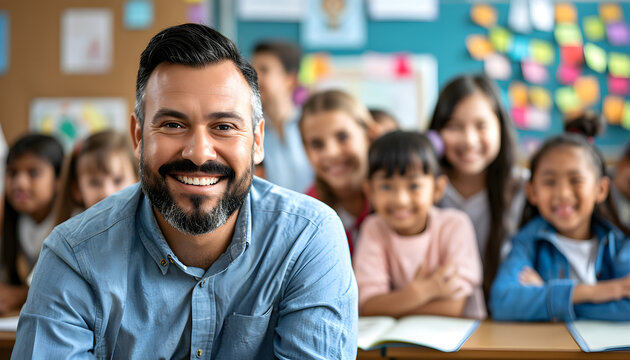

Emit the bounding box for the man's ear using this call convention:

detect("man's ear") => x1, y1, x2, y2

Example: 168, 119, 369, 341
130, 113, 142, 160
433, 175, 448, 203
253, 118, 265, 165
525, 181, 538, 206
596, 176, 610, 204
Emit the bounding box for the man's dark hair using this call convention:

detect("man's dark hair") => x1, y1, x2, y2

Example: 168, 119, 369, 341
253, 41, 302, 74
134, 23, 263, 127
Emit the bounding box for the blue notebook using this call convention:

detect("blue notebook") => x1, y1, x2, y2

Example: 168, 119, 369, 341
567, 320, 630, 352
358, 315, 480, 352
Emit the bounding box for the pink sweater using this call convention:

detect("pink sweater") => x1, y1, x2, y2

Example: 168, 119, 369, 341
353, 207, 487, 319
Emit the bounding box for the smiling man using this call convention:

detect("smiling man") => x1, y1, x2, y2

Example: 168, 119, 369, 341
13, 24, 357, 359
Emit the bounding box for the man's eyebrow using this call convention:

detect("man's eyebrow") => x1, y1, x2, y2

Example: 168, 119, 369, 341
151, 108, 189, 124
207, 111, 246, 123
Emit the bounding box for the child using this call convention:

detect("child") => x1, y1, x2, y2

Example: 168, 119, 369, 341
0, 133, 64, 314
354, 131, 485, 319
428, 74, 527, 300
368, 108, 399, 141
490, 133, 630, 321
611, 142, 630, 229
251, 40, 314, 193
54, 129, 139, 225
300, 89, 373, 254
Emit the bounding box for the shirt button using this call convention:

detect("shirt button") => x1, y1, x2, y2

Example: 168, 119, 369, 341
199, 280, 206, 288
168, 255, 174, 263
196, 349, 203, 357
160, 258, 167, 266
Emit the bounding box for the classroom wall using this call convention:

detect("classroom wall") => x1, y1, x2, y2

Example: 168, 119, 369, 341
0, 0, 190, 145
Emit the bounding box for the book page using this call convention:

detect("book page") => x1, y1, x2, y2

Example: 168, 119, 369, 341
358, 316, 396, 350
376, 315, 479, 352
0, 316, 18, 331
568, 321, 630, 352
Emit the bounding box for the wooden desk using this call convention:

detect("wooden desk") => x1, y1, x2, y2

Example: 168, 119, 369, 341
367, 321, 630, 360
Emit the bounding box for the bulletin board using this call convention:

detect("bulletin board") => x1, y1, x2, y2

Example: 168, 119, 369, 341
0, 0, 193, 145
237, 1, 630, 161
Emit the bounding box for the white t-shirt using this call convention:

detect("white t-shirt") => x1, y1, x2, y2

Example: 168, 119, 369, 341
18, 213, 55, 268
552, 234, 598, 285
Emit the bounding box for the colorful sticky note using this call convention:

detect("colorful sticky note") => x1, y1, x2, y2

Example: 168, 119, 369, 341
530, 0, 554, 32
555, 3, 577, 24
584, 43, 607, 73
509, 82, 529, 107
574, 76, 600, 105
607, 22, 630, 46
124, 0, 153, 30
187, 3, 209, 25
555, 87, 581, 113
609, 52, 630, 78
508, 0, 531, 33
530, 39, 554, 65
394, 54, 412, 78
529, 87, 552, 110
508, 36, 529, 61
299, 56, 316, 85
557, 64, 581, 85
522, 60, 548, 84
608, 76, 630, 96
0, 12, 8, 74
555, 23, 583, 45
527, 106, 551, 131
489, 27, 513, 53
599, 3, 623, 24
466, 34, 494, 60
603, 95, 624, 124
560, 45, 583, 66
623, 101, 630, 130
484, 54, 512, 80
471, 4, 497, 28
511, 106, 528, 128
583, 16, 605, 41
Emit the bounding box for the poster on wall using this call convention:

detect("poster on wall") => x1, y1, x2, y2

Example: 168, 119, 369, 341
30, 98, 128, 151
302, 0, 366, 49
238, 0, 305, 21
0, 12, 8, 75
61, 9, 113, 74
367, 0, 438, 21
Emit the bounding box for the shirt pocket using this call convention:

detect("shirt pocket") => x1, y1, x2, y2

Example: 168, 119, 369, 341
215, 306, 274, 360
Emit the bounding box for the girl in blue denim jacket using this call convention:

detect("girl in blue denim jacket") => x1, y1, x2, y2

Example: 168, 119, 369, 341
490, 133, 630, 321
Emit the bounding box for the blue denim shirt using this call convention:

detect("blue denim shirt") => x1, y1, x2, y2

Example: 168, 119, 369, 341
490, 215, 630, 322
263, 111, 314, 193
13, 178, 358, 359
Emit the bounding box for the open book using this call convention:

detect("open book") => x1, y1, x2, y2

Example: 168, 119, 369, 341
567, 321, 630, 352
358, 315, 479, 352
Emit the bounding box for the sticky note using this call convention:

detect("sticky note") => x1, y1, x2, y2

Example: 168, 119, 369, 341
555, 23, 583, 45
0, 12, 8, 74
530, 0, 554, 32
608, 76, 630, 96
484, 53, 511, 80
511, 106, 528, 128
530, 39, 554, 65
299, 56, 316, 85
394, 54, 412, 77
573, 76, 600, 105
471, 4, 497, 28
555, 3, 577, 24
607, 22, 630, 46
622, 101, 630, 130
508, 36, 529, 61
527, 107, 551, 131
522, 60, 548, 84
187, 3, 208, 25
489, 27, 513, 53
529, 87, 552, 110
124, 0, 153, 30
555, 87, 581, 113
557, 64, 581, 85
466, 34, 494, 60
583, 16, 605, 41
508, 0, 531, 33
509, 82, 529, 107
603, 95, 624, 124
560, 45, 583, 66
584, 43, 607, 73
599, 3, 623, 24
609, 52, 630, 78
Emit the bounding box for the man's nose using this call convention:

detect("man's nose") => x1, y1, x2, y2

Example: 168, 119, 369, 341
182, 127, 217, 166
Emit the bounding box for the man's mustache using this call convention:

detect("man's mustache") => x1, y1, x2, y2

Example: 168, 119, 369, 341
158, 159, 235, 180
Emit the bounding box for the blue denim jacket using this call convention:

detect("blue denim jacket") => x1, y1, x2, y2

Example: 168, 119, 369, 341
13, 178, 358, 359
490, 215, 630, 322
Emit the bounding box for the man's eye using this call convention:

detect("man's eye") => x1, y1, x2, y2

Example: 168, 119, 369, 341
164, 122, 183, 129
216, 124, 233, 131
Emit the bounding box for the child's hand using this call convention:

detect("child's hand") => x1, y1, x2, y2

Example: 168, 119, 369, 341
573, 274, 630, 304
518, 266, 544, 286
412, 261, 462, 300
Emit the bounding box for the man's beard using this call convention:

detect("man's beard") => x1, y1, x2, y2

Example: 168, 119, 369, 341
140, 151, 253, 236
